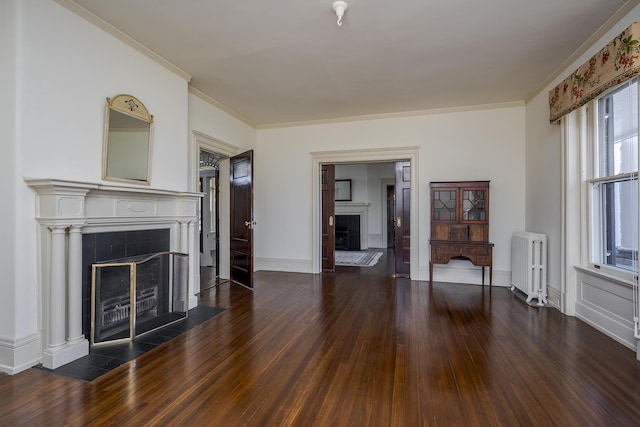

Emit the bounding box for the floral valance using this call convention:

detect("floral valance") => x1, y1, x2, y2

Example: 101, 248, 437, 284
549, 22, 640, 123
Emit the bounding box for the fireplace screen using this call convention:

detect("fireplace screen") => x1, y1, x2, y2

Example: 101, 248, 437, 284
91, 252, 188, 346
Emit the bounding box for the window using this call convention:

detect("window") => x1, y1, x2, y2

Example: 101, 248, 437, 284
588, 78, 639, 275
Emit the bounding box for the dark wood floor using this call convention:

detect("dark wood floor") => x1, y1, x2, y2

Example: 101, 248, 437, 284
3, 251, 640, 426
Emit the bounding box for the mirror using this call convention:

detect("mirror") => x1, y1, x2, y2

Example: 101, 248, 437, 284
102, 94, 153, 185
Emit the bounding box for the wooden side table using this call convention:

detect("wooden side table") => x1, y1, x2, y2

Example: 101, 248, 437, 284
429, 240, 494, 286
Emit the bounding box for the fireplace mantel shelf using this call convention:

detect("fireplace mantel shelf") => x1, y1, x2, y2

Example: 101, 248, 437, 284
24, 177, 202, 228
24, 177, 202, 198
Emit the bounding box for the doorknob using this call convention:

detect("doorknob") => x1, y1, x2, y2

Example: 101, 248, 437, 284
329, 215, 334, 227
396, 217, 401, 227
245, 220, 256, 229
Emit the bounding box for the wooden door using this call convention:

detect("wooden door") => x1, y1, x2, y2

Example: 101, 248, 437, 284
230, 150, 254, 288
387, 185, 395, 248
322, 164, 335, 272
394, 161, 411, 277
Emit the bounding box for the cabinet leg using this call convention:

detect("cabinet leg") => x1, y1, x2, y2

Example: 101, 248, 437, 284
490, 264, 493, 288
481, 266, 485, 286
429, 261, 433, 284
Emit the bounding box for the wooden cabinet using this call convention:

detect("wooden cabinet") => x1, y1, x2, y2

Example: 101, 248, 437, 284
429, 181, 493, 286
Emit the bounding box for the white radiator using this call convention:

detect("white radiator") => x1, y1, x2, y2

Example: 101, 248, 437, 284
511, 231, 547, 306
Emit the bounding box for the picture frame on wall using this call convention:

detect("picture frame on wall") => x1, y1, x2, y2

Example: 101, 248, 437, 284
335, 179, 352, 201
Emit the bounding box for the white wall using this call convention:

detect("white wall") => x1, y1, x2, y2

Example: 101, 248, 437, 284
525, 93, 563, 305
365, 163, 395, 248
255, 105, 526, 283
0, 0, 19, 352
525, 4, 640, 348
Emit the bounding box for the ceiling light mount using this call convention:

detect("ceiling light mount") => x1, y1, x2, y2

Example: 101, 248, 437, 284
332, 1, 348, 26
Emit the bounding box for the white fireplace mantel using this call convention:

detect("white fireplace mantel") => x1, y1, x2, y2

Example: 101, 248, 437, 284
24, 178, 202, 369
335, 202, 370, 250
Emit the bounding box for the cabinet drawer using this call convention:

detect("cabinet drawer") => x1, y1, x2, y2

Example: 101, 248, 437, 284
475, 255, 490, 265
464, 245, 489, 255
432, 254, 448, 263
434, 244, 461, 254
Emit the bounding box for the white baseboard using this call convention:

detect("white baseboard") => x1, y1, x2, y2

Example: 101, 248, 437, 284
256, 258, 313, 274
546, 285, 562, 309
0, 332, 42, 375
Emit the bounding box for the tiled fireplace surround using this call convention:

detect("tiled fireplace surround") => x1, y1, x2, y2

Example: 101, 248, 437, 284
25, 178, 201, 369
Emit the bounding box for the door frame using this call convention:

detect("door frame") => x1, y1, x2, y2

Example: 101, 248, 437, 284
191, 131, 239, 286
311, 146, 420, 278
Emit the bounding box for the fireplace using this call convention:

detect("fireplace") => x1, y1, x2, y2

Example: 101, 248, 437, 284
335, 202, 370, 250
82, 229, 171, 339
335, 215, 361, 250
25, 178, 201, 369
91, 252, 188, 345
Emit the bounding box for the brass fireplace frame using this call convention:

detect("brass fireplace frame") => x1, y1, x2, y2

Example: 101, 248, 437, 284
90, 251, 189, 346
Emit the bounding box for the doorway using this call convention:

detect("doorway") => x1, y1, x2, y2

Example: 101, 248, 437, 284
321, 160, 413, 277
199, 150, 220, 292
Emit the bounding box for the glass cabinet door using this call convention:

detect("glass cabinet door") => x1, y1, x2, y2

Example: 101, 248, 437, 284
462, 189, 487, 221
433, 190, 457, 221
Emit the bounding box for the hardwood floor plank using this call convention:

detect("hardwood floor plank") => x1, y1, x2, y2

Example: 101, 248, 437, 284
3, 250, 640, 426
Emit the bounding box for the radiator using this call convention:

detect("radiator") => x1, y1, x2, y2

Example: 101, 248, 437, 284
511, 231, 547, 306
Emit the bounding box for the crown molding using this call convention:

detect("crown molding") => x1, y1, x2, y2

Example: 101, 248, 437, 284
257, 101, 525, 130
525, 0, 640, 103
188, 87, 255, 128
55, 0, 191, 82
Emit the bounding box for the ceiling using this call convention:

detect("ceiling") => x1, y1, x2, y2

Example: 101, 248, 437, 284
69, 0, 634, 127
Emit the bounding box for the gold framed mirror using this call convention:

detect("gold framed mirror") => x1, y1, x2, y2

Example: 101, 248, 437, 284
102, 94, 153, 185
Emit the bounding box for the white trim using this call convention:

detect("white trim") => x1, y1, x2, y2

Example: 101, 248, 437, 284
193, 131, 239, 158
54, 0, 191, 82
575, 268, 636, 350
0, 333, 42, 375
311, 147, 420, 278
191, 131, 238, 193
562, 111, 582, 316
190, 131, 239, 280
255, 257, 314, 274
189, 87, 255, 127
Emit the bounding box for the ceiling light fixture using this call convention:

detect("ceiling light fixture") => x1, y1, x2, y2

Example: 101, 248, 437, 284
332, 1, 348, 26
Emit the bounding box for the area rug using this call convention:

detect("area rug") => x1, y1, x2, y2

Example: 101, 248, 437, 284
335, 250, 383, 267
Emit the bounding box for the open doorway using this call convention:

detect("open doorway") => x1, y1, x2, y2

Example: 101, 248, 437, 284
199, 149, 220, 291
323, 161, 410, 277
312, 147, 419, 279
191, 130, 241, 294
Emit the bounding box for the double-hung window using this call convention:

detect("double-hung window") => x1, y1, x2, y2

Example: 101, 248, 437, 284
588, 78, 639, 278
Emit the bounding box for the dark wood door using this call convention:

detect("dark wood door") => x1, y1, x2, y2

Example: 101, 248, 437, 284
386, 184, 395, 248
230, 150, 254, 288
321, 164, 335, 272
395, 161, 411, 277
